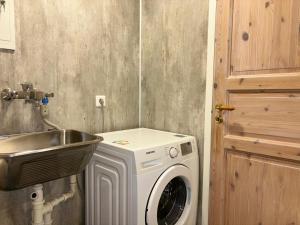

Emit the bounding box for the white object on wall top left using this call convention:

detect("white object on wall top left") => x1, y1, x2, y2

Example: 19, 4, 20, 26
0, 0, 15, 50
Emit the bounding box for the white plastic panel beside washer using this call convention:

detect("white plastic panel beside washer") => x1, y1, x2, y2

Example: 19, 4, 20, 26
86, 128, 199, 225
85, 144, 134, 225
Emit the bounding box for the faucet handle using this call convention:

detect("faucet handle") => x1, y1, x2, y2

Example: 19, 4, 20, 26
1, 88, 14, 101
21, 82, 33, 91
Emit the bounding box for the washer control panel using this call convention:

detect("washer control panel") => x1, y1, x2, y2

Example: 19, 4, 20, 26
169, 147, 179, 158
180, 142, 193, 156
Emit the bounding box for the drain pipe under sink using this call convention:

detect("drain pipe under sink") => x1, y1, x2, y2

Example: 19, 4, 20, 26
31, 175, 77, 225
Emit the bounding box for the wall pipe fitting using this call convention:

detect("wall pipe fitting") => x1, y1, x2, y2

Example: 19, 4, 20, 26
31, 175, 77, 225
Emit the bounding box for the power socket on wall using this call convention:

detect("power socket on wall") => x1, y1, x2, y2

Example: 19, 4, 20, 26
96, 95, 106, 107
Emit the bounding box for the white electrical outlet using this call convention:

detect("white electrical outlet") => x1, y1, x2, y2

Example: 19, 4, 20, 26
96, 95, 106, 107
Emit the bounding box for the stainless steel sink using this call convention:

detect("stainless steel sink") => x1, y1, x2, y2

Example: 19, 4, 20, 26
0, 130, 102, 190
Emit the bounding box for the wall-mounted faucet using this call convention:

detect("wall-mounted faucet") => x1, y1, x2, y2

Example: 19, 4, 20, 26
1, 82, 61, 130
1, 82, 54, 105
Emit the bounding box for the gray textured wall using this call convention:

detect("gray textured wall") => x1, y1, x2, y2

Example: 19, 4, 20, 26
0, 0, 139, 224
141, 0, 208, 223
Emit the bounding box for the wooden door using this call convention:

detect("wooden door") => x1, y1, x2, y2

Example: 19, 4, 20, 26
209, 0, 300, 225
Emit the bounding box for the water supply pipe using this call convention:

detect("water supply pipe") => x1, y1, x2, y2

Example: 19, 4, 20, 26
31, 175, 77, 225
39, 98, 61, 130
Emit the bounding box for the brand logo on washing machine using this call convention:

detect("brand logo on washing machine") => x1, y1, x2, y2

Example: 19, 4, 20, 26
146, 150, 155, 155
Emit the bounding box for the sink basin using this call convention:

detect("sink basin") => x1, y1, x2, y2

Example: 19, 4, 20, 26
0, 130, 102, 190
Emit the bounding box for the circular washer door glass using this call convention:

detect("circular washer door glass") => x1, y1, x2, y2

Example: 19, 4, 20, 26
157, 177, 187, 225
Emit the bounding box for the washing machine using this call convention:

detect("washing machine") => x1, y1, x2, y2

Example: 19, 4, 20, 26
86, 128, 199, 225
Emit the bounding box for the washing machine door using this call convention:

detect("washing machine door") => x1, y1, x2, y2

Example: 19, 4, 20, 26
146, 165, 193, 225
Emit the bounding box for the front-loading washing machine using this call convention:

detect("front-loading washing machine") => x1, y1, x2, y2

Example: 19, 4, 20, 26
86, 128, 199, 225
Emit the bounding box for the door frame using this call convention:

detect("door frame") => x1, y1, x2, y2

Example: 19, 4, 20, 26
202, 0, 217, 225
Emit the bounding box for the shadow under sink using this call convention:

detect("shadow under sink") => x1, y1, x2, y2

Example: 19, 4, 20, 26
0, 130, 102, 190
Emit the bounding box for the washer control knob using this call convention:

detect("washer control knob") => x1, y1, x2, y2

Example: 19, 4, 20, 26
169, 147, 179, 158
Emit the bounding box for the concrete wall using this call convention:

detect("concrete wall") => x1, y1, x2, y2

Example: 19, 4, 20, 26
0, 0, 139, 224
141, 0, 209, 223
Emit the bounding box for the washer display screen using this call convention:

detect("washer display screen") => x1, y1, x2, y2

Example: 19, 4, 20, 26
157, 177, 187, 225
181, 142, 193, 156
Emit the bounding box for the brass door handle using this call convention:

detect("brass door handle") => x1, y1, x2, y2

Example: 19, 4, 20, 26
215, 104, 235, 124
215, 104, 235, 112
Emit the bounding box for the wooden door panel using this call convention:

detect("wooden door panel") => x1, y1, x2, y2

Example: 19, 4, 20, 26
231, 0, 300, 73
226, 73, 300, 90
226, 153, 300, 225
209, 0, 300, 224
227, 92, 300, 142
